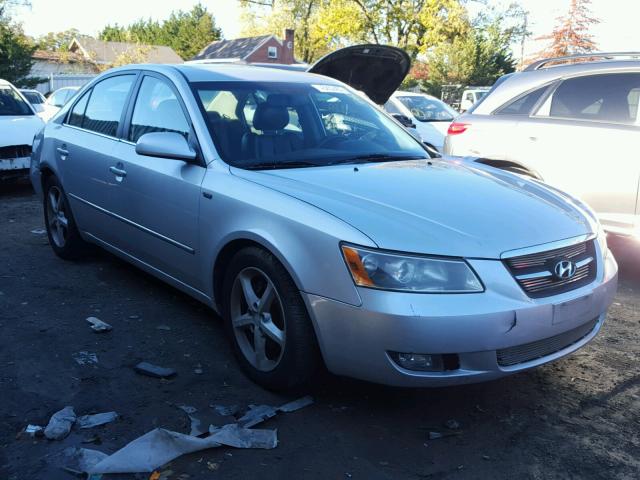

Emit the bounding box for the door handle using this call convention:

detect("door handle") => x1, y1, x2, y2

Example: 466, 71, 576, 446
109, 166, 127, 177
56, 146, 69, 156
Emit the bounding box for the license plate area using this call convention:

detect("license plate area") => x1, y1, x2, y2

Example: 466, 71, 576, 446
553, 293, 594, 325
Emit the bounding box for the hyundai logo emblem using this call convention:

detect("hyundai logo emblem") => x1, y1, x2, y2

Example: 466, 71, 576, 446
554, 259, 577, 279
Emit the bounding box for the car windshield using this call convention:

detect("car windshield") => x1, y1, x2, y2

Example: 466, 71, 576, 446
0, 86, 33, 116
192, 81, 428, 169
396, 95, 457, 122
22, 91, 44, 104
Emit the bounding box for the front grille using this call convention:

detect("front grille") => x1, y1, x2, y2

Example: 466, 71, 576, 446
497, 317, 598, 367
505, 240, 597, 298
0, 144, 31, 160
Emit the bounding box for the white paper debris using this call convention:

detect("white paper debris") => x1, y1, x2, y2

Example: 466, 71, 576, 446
44, 406, 76, 440
78, 411, 118, 429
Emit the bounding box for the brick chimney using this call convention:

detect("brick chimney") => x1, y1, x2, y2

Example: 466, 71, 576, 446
283, 29, 295, 64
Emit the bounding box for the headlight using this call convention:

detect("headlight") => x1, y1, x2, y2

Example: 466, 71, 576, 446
341, 244, 484, 293
597, 226, 608, 259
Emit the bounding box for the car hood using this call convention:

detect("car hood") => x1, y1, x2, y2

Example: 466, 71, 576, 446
308, 44, 411, 105
0, 115, 44, 147
231, 159, 596, 259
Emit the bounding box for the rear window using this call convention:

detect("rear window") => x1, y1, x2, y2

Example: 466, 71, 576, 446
0, 86, 33, 116
496, 85, 548, 116
22, 91, 44, 104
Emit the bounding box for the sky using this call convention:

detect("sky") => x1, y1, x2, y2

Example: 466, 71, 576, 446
10, 0, 640, 60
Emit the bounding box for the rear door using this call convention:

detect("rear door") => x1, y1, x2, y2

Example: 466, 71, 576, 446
57, 73, 137, 245
514, 72, 640, 233
111, 73, 206, 289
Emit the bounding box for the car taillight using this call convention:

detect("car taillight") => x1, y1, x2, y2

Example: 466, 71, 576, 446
447, 122, 469, 135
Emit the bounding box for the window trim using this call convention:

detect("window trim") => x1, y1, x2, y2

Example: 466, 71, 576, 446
267, 46, 278, 59
531, 72, 640, 127
121, 71, 205, 166
62, 71, 140, 141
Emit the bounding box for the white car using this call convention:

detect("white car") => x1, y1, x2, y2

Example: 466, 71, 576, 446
20, 89, 47, 114
40, 86, 79, 122
384, 91, 458, 152
0, 79, 44, 180
460, 87, 490, 112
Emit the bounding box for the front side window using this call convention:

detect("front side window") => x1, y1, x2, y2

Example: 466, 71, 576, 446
193, 81, 427, 169
82, 75, 135, 137
396, 95, 457, 122
546, 73, 640, 124
129, 76, 190, 143
0, 85, 33, 116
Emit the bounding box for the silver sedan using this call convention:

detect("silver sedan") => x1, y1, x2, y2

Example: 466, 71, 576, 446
30, 57, 617, 390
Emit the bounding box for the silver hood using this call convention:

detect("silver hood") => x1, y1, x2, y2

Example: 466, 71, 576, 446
232, 159, 597, 259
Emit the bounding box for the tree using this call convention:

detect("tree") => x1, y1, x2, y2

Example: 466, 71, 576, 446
0, 19, 40, 87
37, 28, 80, 52
99, 3, 222, 60
536, 0, 599, 58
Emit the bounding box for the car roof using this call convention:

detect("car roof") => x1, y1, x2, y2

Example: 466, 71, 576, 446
471, 59, 640, 114
173, 63, 344, 85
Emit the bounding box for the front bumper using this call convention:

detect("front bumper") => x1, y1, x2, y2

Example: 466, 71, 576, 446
303, 251, 618, 387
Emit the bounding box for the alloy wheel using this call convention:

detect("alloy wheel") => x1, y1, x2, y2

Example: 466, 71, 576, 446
46, 186, 69, 248
230, 267, 286, 372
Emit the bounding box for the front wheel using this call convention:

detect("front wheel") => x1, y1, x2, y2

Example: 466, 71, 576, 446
222, 246, 320, 391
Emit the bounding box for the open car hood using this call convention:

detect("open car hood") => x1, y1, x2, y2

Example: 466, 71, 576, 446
307, 44, 411, 105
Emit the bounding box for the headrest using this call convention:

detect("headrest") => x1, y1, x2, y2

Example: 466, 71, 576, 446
253, 95, 291, 131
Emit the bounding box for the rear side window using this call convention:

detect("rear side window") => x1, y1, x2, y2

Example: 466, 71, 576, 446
82, 75, 135, 137
67, 90, 90, 127
128, 76, 190, 143
496, 86, 547, 115
547, 73, 640, 124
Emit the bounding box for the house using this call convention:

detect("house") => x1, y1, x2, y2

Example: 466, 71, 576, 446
68, 37, 184, 65
192, 29, 297, 65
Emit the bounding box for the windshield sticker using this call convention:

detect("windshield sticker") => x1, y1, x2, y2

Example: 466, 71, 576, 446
312, 84, 349, 94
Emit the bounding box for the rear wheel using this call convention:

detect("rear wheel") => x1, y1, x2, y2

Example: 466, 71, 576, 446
44, 176, 86, 259
222, 246, 320, 391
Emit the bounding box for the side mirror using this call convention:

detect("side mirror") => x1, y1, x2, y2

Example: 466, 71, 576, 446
135, 132, 197, 162
391, 113, 416, 129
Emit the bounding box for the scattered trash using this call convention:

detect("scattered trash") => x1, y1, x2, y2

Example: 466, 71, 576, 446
78, 412, 118, 429
238, 396, 313, 428
428, 431, 444, 440
82, 434, 102, 444
207, 461, 220, 471
89, 426, 276, 474
44, 406, 76, 440
178, 405, 205, 437
149, 472, 161, 480
30, 228, 46, 235
156, 325, 171, 331
24, 424, 44, 437
444, 419, 461, 430
210, 404, 240, 417
482, 455, 491, 460
194, 364, 203, 375
134, 362, 176, 379
128, 314, 140, 320
73, 351, 99, 366
86, 317, 113, 333
208, 423, 278, 449
60, 447, 108, 475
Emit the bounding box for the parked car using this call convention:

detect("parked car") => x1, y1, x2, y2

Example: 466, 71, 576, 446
384, 91, 458, 152
460, 86, 490, 112
30, 45, 617, 391
0, 79, 44, 180
20, 89, 47, 114
40, 86, 79, 122
444, 52, 640, 237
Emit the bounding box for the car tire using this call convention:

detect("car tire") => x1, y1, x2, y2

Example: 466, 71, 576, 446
222, 246, 321, 391
43, 175, 86, 260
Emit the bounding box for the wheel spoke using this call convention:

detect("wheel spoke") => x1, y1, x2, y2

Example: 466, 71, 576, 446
260, 316, 285, 347
257, 283, 275, 314
48, 190, 59, 212
253, 326, 267, 367
56, 222, 64, 241
232, 312, 254, 328
239, 273, 259, 310
58, 215, 68, 228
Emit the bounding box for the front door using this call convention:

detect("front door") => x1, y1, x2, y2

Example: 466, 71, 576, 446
111, 74, 206, 289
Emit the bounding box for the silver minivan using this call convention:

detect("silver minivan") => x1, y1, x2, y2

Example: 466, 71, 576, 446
30, 46, 617, 390
445, 53, 640, 237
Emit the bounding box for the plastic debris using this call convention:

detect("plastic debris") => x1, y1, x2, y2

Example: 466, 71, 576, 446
134, 362, 176, 378
428, 431, 444, 440
73, 351, 99, 366
30, 228, 46, 235
444, 419, 461, 430
89, 427, 277, 474
194, 363, 203, 375
210, 404, 240, 417
44, 406, 76, 440
156, 325, 171, 331
60, 447, 108, 475
78, 412, 118, 429
207, 461, 220, 471
238, 396, 314, 428
86, 317, 112, 333
24, 424, 44, 437
279, 396, 314, 413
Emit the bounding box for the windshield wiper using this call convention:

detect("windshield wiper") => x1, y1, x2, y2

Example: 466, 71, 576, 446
243, 160, 324, 170
329, 154, 428, 165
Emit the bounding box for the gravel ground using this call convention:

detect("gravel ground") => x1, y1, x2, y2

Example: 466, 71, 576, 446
1, 182, 639, 480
